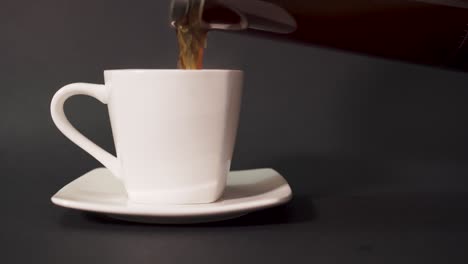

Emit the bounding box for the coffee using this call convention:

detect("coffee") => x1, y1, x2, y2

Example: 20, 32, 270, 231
174, 0, 207, 69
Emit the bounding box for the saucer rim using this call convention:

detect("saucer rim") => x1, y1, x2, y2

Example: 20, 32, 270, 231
51, 168, 293, 217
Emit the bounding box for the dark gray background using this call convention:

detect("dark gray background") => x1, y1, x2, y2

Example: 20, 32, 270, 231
2, 0, 468, 263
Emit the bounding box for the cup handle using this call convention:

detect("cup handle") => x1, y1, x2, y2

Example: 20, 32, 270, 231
50, 83, 121, 178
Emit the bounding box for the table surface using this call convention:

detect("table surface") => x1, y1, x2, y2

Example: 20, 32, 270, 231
3, 0, 468, 262
3, 163, 468, 264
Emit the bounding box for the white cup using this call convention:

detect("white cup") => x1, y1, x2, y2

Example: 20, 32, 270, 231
51, 69, 243, 204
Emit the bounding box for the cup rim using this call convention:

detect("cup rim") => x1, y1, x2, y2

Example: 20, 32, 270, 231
104, 69, 243, 74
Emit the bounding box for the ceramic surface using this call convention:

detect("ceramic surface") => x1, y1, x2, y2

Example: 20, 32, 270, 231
52, 168, 293, 224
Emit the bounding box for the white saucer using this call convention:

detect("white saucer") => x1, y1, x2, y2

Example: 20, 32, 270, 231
51, 168, 292, 224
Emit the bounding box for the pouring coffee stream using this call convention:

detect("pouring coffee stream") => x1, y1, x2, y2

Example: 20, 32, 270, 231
171, 0, 468, 71
171, 0, 297, 69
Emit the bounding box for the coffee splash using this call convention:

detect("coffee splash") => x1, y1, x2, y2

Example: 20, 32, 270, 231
174, 1, 207, 69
